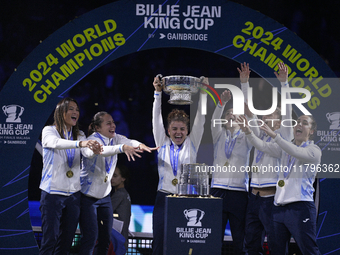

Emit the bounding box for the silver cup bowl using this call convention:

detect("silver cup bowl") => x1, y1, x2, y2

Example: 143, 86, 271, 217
160, 75, 203, 105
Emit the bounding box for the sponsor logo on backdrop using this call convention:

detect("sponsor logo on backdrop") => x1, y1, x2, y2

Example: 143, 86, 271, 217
2, 105, 24, 123
0, 104, 33, 145
316, 112, 340, 152
326, 112, 340, 130
136, 4, 222, 41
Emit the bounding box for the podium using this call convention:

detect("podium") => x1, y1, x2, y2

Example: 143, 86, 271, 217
164, 196, 223, 255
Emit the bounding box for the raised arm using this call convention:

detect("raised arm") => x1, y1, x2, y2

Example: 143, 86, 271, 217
152, 77, 167, 148
190, 77, 207, 148
238, 62, 250, 105
236, 62, 261, 137
275, 62, 293, 141
237, 115, 282, 158
211, 90, 230, 143
274, 135, 321, 164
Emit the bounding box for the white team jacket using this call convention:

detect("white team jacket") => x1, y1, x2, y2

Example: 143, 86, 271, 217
210, 100, 260, 192
40, 125, 87, 196
246, 132, 322, 205
152, 92, 206, 194
248, 81, 294, 188
81, 132, 141, 199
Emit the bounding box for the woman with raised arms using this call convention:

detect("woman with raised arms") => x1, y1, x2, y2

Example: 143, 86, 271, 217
151, 76, 207, 255
238, 113, 322, 255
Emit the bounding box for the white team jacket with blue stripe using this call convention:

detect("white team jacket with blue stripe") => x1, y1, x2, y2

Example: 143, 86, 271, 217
152, 92, 206, 194
246, 132, 322, 205
81, 132, 141, 199
39, 125, 87, 196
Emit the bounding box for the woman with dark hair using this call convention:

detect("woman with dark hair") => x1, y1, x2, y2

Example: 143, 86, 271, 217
151, 77, 207, 255
39, 97, 101, 255
110, 164, 131, 252
238, 114, 321, 254
79, 111, 156, 255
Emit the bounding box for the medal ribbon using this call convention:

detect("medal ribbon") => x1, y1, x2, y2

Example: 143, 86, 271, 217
224, 129, 241, 159
170, 143, 183, 177
285, 141, 309, 178
255, 135, 272, 163
95, 132, 114, 174
65, 129, 75, 169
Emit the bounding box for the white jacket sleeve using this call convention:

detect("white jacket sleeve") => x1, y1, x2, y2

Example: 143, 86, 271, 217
241, 82, 249, 104
116, 134, 141, 148
152, 92, 167, 148
100, 145, 125, 157
211, 102, 226, 144
241, 82, 260, 138
274, 135, 322, 164
278, 81, 294, 141
82, 144, 123, 159
190, 93, 206, 149
42, 126, 82, 149
246, 132, 282, 158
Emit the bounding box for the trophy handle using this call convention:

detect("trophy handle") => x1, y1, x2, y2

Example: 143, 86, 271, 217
183, 209, 188, 219
2, 105, 7, 115
156, 74, 163, 81
199, 76, 206, 88
156, 74, 164, 90
19, 106, 24, 116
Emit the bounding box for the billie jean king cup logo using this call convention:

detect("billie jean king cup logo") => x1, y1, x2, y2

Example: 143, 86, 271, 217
2, 105, 24, 123
184, 209, 205, 227
326, 112, 340, 129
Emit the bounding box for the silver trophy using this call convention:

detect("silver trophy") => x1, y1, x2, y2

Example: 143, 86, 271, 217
177, 163, 209, 196
157, 74, 204, 105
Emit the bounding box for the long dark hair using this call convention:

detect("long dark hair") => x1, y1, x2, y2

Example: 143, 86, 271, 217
88, 111, 109, 135
53, 97, 80, 140
306, 115, 317, 140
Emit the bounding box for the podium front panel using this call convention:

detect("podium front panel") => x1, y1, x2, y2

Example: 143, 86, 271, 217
164, 196, 223, 255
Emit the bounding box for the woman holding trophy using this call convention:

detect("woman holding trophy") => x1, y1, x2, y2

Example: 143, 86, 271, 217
151, 75, 207, 255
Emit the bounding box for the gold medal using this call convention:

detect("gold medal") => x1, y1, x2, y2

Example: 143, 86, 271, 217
172, 178, 178, 186
66, 170, 74, 178
104, 176, 108, 183
252, 166, 259, 173
224, 161, 229, 167
278, 180, 285, 187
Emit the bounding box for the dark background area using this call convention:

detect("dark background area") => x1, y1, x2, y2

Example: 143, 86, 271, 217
0, 0, 339, 206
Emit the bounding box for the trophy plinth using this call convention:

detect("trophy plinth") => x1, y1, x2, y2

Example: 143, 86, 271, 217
160, 75, 202, 105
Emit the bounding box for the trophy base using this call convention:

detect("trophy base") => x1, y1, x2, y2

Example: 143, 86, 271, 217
168, 91, 192, 105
